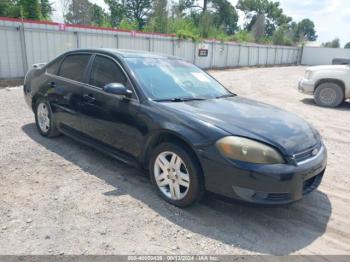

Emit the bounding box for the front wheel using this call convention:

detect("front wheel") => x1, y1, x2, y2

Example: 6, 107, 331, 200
314, 82, 344, 107
149, 143, 204, 207
34, 99, 60, 137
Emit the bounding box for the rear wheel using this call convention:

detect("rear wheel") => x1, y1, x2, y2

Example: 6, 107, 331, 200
34, 99, 60, 137
314, 82, 344, 107
149, 143, 204, 207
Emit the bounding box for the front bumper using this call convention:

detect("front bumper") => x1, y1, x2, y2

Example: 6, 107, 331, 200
298, 79, 315, 95
197, 144, 327, 205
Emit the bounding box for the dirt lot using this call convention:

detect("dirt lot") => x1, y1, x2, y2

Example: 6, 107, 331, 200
0, 66, 349, 256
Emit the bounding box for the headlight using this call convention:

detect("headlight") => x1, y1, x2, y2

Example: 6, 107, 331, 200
305, 70, 312, 79
216, 136, 285, 164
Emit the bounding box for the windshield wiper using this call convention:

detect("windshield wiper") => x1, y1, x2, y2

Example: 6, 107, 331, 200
154, 97, 207, 102
216, 93, 236, 99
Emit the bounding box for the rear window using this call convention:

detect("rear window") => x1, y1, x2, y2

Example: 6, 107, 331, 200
59, 54, 91, 82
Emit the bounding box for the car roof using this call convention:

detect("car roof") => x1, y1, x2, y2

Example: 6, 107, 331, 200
67, 48, 180, 60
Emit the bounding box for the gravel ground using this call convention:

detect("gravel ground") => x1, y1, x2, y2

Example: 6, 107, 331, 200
0, 66, 349, 256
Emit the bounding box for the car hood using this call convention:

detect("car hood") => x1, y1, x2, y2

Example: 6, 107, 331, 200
159, 96, 319, 155
307, 65, 350, 72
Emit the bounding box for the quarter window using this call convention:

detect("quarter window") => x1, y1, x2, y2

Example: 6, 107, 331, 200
46, 57, 63, 75
59, 54, 91, 82
90, 56, 127, 88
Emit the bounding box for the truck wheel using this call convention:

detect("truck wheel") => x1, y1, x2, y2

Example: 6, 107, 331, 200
314, 82, 344, 107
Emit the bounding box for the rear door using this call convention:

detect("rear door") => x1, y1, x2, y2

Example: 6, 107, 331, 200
49, 53, 91, 133
79, 54, 144, 158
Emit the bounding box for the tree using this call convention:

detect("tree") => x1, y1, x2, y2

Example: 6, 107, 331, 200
125, 0, 151, 30
19, 0, 42, 19
237, 0, 291, 37
145, 0, 168, 33
321, 38, 340, 48
0, 0, 11, 16
60, 0, 71, 18
65, 0, 92, 24
65, 0, 110, 26
211, 0, 238, 35
272, 23, 293, 46
344, 42, 350, 49
295, 18, 317, 42
90, 4, 110, 26
40, 0, 53, 20
104, 0, 126, 27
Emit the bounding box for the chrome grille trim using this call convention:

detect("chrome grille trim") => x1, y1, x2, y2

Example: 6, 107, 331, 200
295, 144, 324, 166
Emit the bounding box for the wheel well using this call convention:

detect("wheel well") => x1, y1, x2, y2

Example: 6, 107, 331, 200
31, 95, 40, 111
143, 132, 204, 177
315, 79, 345, 95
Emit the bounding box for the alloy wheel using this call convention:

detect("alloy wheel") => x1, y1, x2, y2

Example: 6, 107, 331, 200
153, 151, 190, 200
37, 102, 50, 133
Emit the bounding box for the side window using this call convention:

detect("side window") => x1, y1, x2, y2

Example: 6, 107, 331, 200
59, 54, 91, 82
46, 57, 63, 75
90, 55, 127, 88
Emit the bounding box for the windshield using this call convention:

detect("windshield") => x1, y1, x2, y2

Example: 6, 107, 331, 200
125, 58, 231, 100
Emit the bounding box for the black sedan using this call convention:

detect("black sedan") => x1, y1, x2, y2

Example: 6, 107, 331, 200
23, 49, 327, 207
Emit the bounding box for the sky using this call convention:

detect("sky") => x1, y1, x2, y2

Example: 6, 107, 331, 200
52, 0, 350, 46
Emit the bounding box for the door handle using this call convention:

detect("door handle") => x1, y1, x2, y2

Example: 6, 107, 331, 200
83, 94, 96, 103
49, 81, 56, 88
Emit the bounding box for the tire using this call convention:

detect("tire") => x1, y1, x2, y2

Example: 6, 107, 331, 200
149, 142, 204, 207
34, 98, 60, 138
314, 82, 344, 107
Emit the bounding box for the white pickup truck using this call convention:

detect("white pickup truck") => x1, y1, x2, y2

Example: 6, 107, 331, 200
298, 65, 350, 107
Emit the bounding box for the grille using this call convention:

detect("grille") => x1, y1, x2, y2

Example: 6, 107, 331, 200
294, 143, 322, 164
265, 193, 291, 202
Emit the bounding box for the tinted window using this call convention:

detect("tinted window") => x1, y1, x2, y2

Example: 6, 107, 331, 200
46, 57, 63, 75
90, 56, 126, 88
59, 54, 91, 82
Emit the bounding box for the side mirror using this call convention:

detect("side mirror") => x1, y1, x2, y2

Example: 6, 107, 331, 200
103, 83, 133, 97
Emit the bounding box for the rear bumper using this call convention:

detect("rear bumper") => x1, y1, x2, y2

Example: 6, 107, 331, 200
298, 79, 315, 95
198, 144, 327, 205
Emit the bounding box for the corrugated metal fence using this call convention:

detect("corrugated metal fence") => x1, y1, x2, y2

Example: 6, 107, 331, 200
0, 17, 301, 79
301, 46, 350, 65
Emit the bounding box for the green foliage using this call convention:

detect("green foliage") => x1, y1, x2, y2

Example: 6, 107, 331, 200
272, 24, 293, 46
90, 4, 110, 27
104, 0, 125, 27
145, 0, 168, 33
19, 0, 42, 20
321, 38, 340, 48
40, 0, 53, 20
65, 0, 110, 26
0, 0, 11, 16
211, 0, 239, 35
168, 17, 200, 41
125, 0, 151, 30
237, 0, 291, 37
118, 18, 138, 30
230, 30, 254, 42
294, 19, 317, 42
345, 42, 350, 49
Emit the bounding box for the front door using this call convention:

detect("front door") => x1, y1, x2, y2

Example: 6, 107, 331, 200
79, 54, 144, 158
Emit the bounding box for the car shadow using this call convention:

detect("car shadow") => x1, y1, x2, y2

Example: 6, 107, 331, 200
301, 98, 350, 111
22, 123, 332, 255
